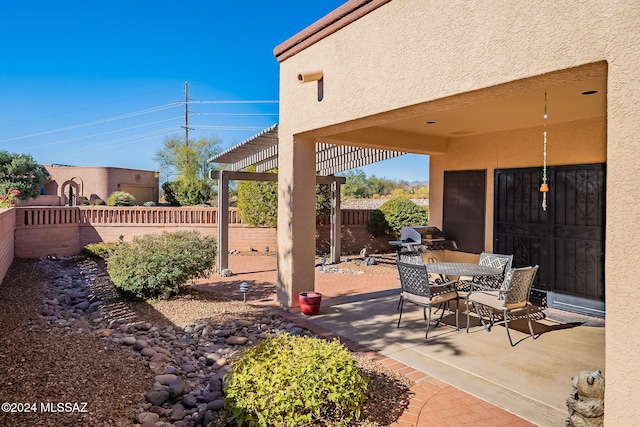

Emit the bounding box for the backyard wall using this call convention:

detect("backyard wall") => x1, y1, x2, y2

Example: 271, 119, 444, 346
0, 208, 16, 285
13, 206, 386, 259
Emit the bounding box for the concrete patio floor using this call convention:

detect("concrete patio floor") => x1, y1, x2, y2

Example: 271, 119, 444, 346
195, 255, 605, 426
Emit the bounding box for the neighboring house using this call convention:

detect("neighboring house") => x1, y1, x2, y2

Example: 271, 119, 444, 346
271, 0, 638, 424
30, 164, 159, 206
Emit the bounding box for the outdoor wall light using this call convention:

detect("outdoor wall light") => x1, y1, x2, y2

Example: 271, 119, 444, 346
298, 70, 323, 83
298, 70, 324, 101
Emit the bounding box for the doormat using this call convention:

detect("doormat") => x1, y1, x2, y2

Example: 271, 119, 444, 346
544, 308, 605, 327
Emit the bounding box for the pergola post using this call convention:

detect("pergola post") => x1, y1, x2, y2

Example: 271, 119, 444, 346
330, 179, 341, 264
216, 170, 229, 273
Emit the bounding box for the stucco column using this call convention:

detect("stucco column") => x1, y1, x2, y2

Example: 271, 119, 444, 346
276, 133, 317, 309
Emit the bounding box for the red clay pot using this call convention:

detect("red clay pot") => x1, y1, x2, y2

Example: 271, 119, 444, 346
299, 291, 322, 315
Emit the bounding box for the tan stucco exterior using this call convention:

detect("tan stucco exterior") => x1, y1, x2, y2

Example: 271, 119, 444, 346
42, 164, 159, 206
276, 1, 640, 423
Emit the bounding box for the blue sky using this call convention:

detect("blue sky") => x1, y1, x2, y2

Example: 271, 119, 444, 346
0, 1, 429, 183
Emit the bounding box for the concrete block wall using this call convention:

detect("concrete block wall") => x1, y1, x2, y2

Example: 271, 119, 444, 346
13, 206, 386, 258
316, 224, 394, 255
15, 224, 80, 258
0, 209, 16, 285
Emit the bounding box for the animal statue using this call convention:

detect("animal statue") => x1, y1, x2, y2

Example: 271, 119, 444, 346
566, 370, 605, 427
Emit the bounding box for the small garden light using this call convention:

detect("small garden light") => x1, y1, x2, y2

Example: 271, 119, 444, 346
239, 281, 249, 303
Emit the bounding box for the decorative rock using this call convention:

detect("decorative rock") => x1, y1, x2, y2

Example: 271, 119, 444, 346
155, 374, 178, 385
202, 391, 222, 403
138, 411, 160, 424
207, 399, 224, 411
236, 319, 253, 327
181, 393, 197, 408
122, 336, 136, 346
133, 339, 148, 350
181, 363, 196, 373
226, 336, 248, 345
145, 390, 169, 406
204, 409, 216, 425
150, 353, 171, 363
97, 329, 113, 337
169, 377, 186, 399
213, 357, 227, 369
289, 326, 305, 336
73, 300, 90, 310
141, 347, 157, 358
169, 403, 187, 421
75, 319, 92, 329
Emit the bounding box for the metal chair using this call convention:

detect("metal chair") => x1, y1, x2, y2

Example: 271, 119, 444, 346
466, 265, 539, 346
396, 260, 459, 339
455, 252, 513, 293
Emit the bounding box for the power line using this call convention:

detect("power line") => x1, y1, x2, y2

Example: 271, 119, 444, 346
187, 100, 279, 104
0, 102, 182, 144
23, 116, 183, 149
194, 113, 279, 116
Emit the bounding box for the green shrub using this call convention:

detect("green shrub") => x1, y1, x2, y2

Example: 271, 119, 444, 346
237, 168, 278, 227
224, 334, 369, 426
368, 197, 429, 238
107, 191, 136, 206
162, 181, 180, 205
81, 241, 119, 259
106, 231, 217, 300
143, 201, 156, 207
366, 209, 390, 237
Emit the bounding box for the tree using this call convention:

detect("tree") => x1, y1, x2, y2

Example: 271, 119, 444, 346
236, 167, 278, 227
0, 151, 50, 200
367, 197, 429, 237
236, 167, 332, 227
341, 169, 395, 198
154, 135, 222, 205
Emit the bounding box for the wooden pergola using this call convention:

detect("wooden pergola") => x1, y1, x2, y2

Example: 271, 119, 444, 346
208, 124, 406, 273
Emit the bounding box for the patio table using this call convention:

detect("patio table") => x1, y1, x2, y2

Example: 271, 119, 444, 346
426, 262, 503, 279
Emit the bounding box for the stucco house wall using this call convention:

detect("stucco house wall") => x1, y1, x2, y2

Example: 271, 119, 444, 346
275, 1, 640, 424
43, 164, 159, 205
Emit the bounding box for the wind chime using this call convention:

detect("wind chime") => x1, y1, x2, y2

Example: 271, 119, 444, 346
540, 90, 549, 211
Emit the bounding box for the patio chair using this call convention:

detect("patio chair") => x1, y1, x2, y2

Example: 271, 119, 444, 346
397, 250, 424, 265
396, 260, 459, 339
466, 265, 539, 346
455, 252, 513, 293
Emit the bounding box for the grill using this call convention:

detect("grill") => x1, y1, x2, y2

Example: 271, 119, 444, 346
399, 226, 458, 251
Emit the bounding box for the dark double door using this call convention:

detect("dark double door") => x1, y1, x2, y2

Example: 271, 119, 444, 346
494, 164, 605, 317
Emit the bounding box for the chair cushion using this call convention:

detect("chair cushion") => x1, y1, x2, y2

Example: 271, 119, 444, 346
402, 291, 457, 306
468, 290, 528, 310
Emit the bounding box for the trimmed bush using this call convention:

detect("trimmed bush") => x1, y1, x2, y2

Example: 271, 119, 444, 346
107, 191, 136, 206
366, 209, 390, 237
106, 231, 217, 300
143, 201, 156, 207
224, 334, 369, 426
81, 241, 119, 259
367, 197, 429, 237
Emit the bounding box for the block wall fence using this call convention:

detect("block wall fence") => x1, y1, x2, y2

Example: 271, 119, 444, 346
0, 209, 16, 284
1, 206, 393, 283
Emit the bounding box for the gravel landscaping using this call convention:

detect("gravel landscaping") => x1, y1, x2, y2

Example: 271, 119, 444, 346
0, 256, 412, 426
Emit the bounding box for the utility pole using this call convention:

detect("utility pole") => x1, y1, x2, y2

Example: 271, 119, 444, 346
183, 81, 190, 147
